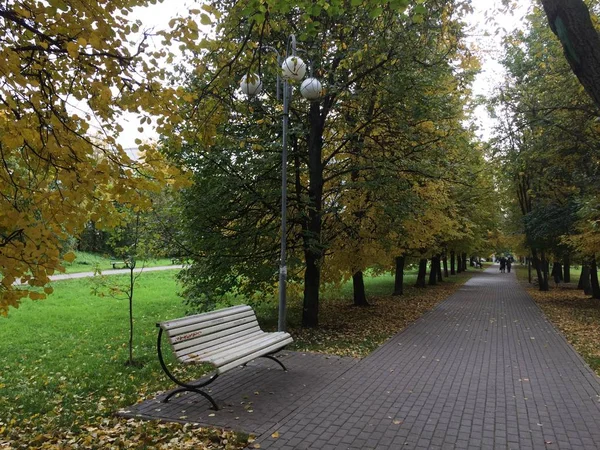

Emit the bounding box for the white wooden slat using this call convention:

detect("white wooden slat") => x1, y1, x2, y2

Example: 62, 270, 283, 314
165, 309, 256, 338
172, 322, 259, 354
168, 315, 259, 343
167, 309, 256, 337
180, 333, 291, 368
169, 320, 260, 352
217, 337, 294, 373
179, 331, 267, 364
185, 331, 268, 360
176, 329, 264, 360
159, 305, 252, 330
209, 332, 292, 367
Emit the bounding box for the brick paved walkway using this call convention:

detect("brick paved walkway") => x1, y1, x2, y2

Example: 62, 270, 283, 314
123, 267, 600, 449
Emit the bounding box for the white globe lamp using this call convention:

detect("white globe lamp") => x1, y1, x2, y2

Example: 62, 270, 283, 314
281, 56, 306, 81
239, 73, 262, 96
300, 77, 323, 100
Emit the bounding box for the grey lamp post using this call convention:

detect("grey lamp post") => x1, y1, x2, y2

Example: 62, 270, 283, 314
239, 35, 322, 332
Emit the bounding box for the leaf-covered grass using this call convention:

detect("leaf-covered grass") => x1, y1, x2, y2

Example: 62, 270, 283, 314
0, 268, 476, 448
62, 251, 175, 274
515, 266, 600, 374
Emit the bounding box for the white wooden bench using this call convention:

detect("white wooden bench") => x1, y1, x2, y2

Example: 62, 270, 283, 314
156, 304, 293, 409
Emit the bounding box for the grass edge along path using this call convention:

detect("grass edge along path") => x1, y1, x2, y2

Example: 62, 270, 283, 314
0, 269, 478, 449
515, 265, 600, 375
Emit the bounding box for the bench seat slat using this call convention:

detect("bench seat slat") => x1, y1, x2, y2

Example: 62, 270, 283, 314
168, 315, 259, 343
182, 332, 292, 368
158, 305, 253, 330
175, 329, 264, 360
172, 323, 260, 354
185, 330, 272, 360
217, 337, 294, 373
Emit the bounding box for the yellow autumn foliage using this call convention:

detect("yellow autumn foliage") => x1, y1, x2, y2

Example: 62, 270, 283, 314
0, 0, 196, 315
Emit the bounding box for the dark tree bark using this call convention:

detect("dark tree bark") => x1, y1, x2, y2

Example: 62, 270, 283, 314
442, 255, 449, 277
303, 252, 321, 327
462, 252, 468, 271
532, 249, 549, 291
352, 271, 369, 306
590, 257, 600, 299
415, 258, 427, 288
302, 103, 326, 328
393, 255, 405, 296
541, 0, 600, 109
581, 263, 592, 294
450, 250, 456, 275
563, 254, 571, 283
456, 253, 462, 273
428, 255, 438, 286
578, 262, 589, 289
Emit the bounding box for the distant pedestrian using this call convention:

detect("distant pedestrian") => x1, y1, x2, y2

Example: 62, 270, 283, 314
507, 258, 512, 273
500, 257, 506, 273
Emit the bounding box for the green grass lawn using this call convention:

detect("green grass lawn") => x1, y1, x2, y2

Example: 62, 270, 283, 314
1, 271, 186, 429
0, 266, 477, 448
62, 251, 176, 274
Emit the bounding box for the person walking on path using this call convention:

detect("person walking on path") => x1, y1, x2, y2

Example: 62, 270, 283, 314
499, 256, 506, 273
506, 256, 512, 273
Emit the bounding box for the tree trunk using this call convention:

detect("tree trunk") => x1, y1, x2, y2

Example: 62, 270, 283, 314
393, 255, 405, 296
456, 253, 462, 273
443, 255, 449, 277
563, 254, 571, 282
540, 0, 600, 109
532, 249, 548, 291
303, 252, 321, 328
579, 263, 590, 290
301, 102, 325, 328
437, 256, 443, 282
352, 270, 369, 306
462, 252, 468, 271
541, 250, 550, 291
428, 256, 438, 286
582, 263, 592, 295
415, 258, 427, 288
591, 257, 600, 299
128, 266, 135, 365
450, 251, 456, 275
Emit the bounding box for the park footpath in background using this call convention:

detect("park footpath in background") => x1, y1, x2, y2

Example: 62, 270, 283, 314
121, 266, 600, 449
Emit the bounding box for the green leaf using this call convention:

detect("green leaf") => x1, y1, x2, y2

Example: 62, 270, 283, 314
200, 13, 212, 25
369, 6, 383, 18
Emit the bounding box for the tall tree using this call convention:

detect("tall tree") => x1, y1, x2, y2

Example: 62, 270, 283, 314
0, 0, 192, 314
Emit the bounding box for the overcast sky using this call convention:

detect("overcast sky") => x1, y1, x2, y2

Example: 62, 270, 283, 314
116, 0, 532, 148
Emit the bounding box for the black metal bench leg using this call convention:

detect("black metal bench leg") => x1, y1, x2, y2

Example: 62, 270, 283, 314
262, 354, 288, 371
162, 386, 219, 410
157, 328, 221, 410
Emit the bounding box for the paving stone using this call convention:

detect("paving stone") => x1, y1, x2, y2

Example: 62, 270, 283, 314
120, 267, 600, 449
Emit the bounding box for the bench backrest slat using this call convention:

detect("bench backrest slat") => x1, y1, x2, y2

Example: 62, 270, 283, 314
158, 305, 265, 362
179, 329, 265, 360
158, 305, 253, 331
174, 326, 262, 358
